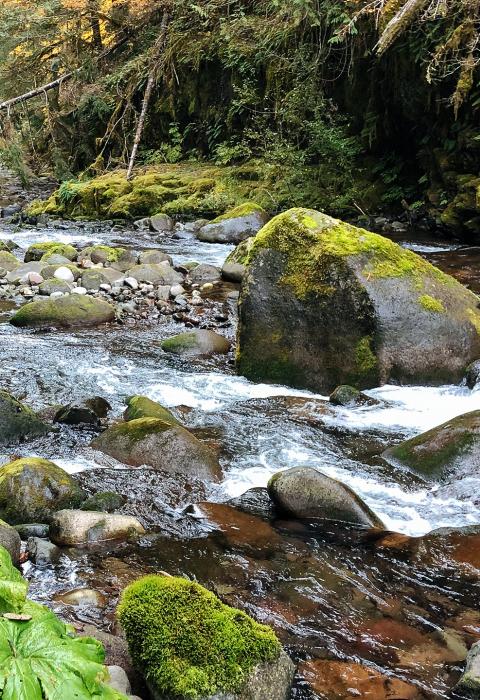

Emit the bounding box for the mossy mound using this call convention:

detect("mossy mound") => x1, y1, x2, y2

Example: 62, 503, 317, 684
383, 410, 480, 481
123, 395, 181, 425
237, 208, 480, 392
92, 417, 221, 481
24, 242, 77, 263
0, 390, 50, 444
0, 457, 85, 524
117, 575, 282, 699
0, 251, 20, 271
10, 295, 115, 329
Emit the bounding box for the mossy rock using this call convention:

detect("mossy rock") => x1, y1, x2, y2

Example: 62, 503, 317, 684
161, 330, 231, 357
92, 417, 221, 481
40, 263, 82, 281
117, 575, 292, 700
38, 278, 72, 295
78, 245, 137, 271
124, 396, 181, 425
0, 251, 19, 272
382, 410, 480, 481
10, 295, 116, 329
24, 242, 77, 263
0, 457, 85, 524
237, 208, 480, 392
80, 491, 127, 513
197, 203, 269, 244
0, 390, 50, 444
222, 238, 255, 282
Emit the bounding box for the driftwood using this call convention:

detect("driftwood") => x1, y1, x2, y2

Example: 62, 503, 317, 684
126, 12, 169, 180
376, 0, 431, 55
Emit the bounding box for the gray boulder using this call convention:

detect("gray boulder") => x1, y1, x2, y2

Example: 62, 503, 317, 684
0, 390, 50, 443
92, 417, 221, 481
150, 213, 174, 233
267, 467, 384, 528
197, 204, 269, 244
10, 295, 116, 329
139, 250, 172, 265
237, 208, 480, 392
81, 269, 112, 291
126, 263, 183, 285
161, 330, 231, 357
188, 264, 222, 285
0, 520, 21, 565
39, 278, 72, 295
50, 509, 145, 545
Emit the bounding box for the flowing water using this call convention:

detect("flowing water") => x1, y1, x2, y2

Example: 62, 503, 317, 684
1, 207, 480, 698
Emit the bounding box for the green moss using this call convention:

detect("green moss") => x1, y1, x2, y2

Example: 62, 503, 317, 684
117, 575, 281, 699
106, 417, 173, 444
26, 242, 77, 262
81, 245, 126, 263
419, 294, 445, 313
211, 202, 266, 223
10, 295, 115, 329
124, 396, 180, 425
226, 238, 255, 266
354, 336, 378, 375
161, 333, 199, 353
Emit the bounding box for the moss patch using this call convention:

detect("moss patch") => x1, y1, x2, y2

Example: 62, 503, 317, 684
117, 575, 281, 699
419, 294, 445, 313
124, 396, 180, 425
25, 242, 77, 262
211, 202, 266, 223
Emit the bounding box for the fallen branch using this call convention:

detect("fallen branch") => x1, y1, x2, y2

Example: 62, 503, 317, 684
0, 74, 74, 113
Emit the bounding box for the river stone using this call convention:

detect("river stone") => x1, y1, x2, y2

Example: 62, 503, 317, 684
101, 267, 125, 284
455, 641, 480, 696
6, 262, 44, 283
150, 213, 174, 233
91, 417, 221, 481
197, 204, 269, 244
49, 509, 145, 545
237, 208, 480, 392
41, 263, 82, 281
267, 467, 384, 528
10, 295, 116, 328
0, 389, 50, 443
26, 536, 62, 567
25, 242, 77, 263
222, 238, 254, 282
83, 396, 112, 418
124, 395, 180, 425
54, 266, 75, 283
15, 523, 49, 539
465, 360, 480, 389
0, 251, 19, 272
126, 263, 183, 285
329, 385, 378, 407
228, 487, 276, 521
188, 264, 222, 285
38, 278, 72, 295
54, 403, 101, 426
40, 254, 71, 266
56, 587, 107, 607
382, 410, 480, 481
81, 269, 112, 291
0, 457, 85, 524
0, 519, 21, 565
139, 250, 172, 265
161, 330, 231, 356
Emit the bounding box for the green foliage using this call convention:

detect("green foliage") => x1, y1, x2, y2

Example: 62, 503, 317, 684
0, 545, 127, 700
117, 575, 281, 700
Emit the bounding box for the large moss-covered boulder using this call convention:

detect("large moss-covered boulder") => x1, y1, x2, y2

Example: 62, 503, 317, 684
0, 457, 85, 524
123, 396, 180, 425
382, 410, 480, 481
92, 418, 221, 481
117, 575, 294, 700
10, 295, 115, 329
267, 467, 384, 528
0, 390, 50, 444
237, 208, 480, 392
24, 242, 77, 263
197, 204, 269, 244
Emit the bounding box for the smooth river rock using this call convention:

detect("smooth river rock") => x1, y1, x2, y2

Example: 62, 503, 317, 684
267, 467, 384, 528
197, 204, 269, 244
10, 295, 116, 328
161, 330, 231, 356
237, 208, 480, 392
49, 509, 145, 545
0, 389, 50, 443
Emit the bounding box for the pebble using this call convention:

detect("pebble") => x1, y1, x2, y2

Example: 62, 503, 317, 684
54, 266, 75, 283
170, 284, 185, 297
201, 282, 214, 292
99, 283, 112, 292
156, 286, 170, 301
124, 277, 139, 290
72, 286, 87, 295
27, 272, 44, 285
174, 295, 188, 308
50, 291, 66, 299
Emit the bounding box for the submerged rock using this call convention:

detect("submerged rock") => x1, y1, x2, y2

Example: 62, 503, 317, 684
228, 487, 276, 521
92, 418, 221, 481
0, 457, 85, 524
161, 329, 231, 356
329, 384, 378, 407
237, 208, 480, 392
197, 203, 269, 244
383, 410, 480, 480
0, 390, 49, 444
117, 575, 294, 700
10, 295, 116, 328
267, 467, 384, 528
50, 509, 145, 545
123, 395, 180, 425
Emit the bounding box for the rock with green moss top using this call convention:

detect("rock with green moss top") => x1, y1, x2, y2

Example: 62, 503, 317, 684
222, 238, 254, 282
0, 390, 50, 444
268, 467, 384, 528
117, 575, 294, 700
40, 263, 82, 281
0, 251, 19, 272
0, 519, 21, 564
92, 417, 221, 481
161, 330, 231, 357
78, 245, 137, 272
80, 491, 127, 513
0, 457, 85, 524
382, 410, 480, 481
197, 203, 269, 244
329, 385, 378, 407
10, 295, 115, 329
24, 242, 77, 263
81, 269, 113, 291
237, 208, 480, 393
124, 395, 181, 425
38, 278, 72, 295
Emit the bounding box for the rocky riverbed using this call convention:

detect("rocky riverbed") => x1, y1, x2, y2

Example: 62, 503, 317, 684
1, 171, 480, 699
